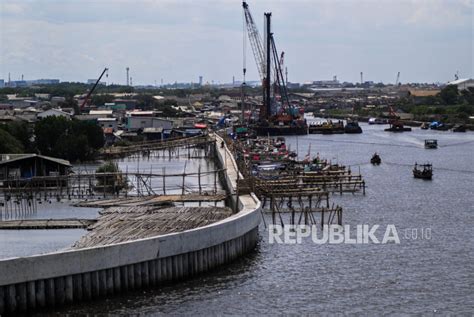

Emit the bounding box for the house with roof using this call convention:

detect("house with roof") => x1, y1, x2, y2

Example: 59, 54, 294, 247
447, 78, 474, 91
97, 117, 118, 131
37, 108, 72, 120
0, 154, 72, 185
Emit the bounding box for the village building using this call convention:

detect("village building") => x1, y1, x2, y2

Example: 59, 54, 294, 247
0, 154, 71, 181
37, 108, 72, 120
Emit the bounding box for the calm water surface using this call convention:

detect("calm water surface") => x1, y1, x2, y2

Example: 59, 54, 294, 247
49, 123, 474, 315
0, 151, 222, 259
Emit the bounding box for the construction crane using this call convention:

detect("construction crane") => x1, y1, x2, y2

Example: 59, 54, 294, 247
242, 1, 265, 81
388, 106, 403, 129
395, 72, 400, 86
80, 67, 109, 111
241, 4, 295, 118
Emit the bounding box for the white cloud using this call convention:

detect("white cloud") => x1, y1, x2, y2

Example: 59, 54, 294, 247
0, 0, 472, 83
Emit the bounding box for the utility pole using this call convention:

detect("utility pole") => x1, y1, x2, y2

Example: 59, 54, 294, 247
126, 67, 130, 86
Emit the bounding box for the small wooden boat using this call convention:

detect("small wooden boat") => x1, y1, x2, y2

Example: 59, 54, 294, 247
370, 153, 381, 165
413, 163, 433, 180
420, 122, 429, 130
424, 139, 438, 149
452, 125, 466, 132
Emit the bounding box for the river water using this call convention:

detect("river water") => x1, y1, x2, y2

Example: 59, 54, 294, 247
0, 151, 223, 260
48, 122, 474, 315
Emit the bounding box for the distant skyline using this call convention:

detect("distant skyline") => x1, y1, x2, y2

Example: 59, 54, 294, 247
1, 0, 472, 85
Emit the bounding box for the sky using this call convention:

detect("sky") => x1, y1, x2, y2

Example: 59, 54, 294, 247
0, 0, 472, 85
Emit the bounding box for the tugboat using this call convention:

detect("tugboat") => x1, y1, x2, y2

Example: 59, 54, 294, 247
344, 119, 363, 134
413, 163, 433, 180
371, 153, 381, 165
424, 139, 438, 149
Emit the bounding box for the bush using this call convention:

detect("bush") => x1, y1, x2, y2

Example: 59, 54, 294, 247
95, 161, 127, 192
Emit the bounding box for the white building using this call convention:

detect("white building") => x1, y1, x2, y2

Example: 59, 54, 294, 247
447, 78, 474, 91
97, 117, 118, 130
126, 116, 173, 131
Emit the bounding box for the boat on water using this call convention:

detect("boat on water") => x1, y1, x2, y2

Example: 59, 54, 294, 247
420, 122, 429, 130
385, 124, 412, 132
430, 121, 453, 131
345, 120, 363, 134
452, 125, 466, 132
308, 120, 345, 134
384, 106, 412, 132
424, 139, 438, 149
368, 117, 388, 125
413, 163, 433, 180
371, 153, 381, 165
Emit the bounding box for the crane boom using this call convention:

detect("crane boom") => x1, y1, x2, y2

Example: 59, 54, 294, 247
242, 1, 265, 81
80, 67, 109, 110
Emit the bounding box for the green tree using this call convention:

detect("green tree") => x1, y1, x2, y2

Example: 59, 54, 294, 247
0, 128, 24, 153
439, 85, 459, 105
72, 120, 104, 150
34, 116, 104, 161
35, 116, 70, 156
1, 121, 33, 152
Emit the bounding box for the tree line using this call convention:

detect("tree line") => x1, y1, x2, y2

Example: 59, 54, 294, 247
0, 117, 104, 162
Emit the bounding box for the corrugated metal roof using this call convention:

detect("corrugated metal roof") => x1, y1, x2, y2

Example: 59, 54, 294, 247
0, 154, 72, 167
447, 78, 472, 85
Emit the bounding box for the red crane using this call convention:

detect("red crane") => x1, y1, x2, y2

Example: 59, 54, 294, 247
80, 67, 109, 111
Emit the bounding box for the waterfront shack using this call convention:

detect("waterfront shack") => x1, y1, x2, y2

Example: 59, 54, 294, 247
0, 154, 72, 183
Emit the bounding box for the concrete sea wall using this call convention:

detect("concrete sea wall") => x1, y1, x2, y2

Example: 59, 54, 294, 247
0, 135, 261, 314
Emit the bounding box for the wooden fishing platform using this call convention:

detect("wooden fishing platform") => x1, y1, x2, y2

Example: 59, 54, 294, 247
72, 206, 233, 249
100, 135, 214, 158
74, 192, 228, 208
0, 218, 96, 229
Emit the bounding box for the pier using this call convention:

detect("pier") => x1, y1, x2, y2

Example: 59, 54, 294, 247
0, 133, 261, 314
0, 219, 95, 230
100, 135, 214, 158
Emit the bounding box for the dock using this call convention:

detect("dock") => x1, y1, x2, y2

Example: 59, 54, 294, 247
0, 218, 96, 229
100, 135, 214, 158
72, 206, 233, 249
74, 192, 227, 208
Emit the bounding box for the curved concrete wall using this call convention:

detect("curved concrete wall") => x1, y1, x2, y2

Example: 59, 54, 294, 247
0, 135, 261, 314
